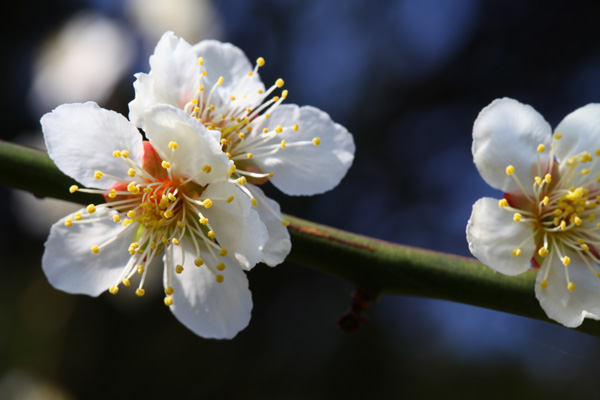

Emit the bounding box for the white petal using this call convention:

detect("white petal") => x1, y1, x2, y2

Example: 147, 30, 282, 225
143, 105, 230, 185
472, 98, 552, 196
129, 31, 198, 128
166, 240, 252, 339
251, 105, 355, 196
535, 252, 600, 327
466, 197, 535, 276
247, 185, 291, 266
202, 181, 268, 270
41, 102, 143, 189
554, 103, 600, 175
192, 40, 265, 106
42, 209, 133, 296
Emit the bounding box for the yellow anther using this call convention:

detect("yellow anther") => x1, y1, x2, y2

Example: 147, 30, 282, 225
191, 98, 198, 105
167, 193, 176, 201
226, 152, 231, 158
65, 218, 73, 227
280, 140, 286, 149
94, 170, 103, 180
175, 265, 184, 274
202, 165, 212, 174
168, 141, 178, 150
172, 238, 179, 246
239, 132, 246, 139
554, 133, 562, 140
194, 258, 204, 267
202, 199, 213, 208
164, 210, 174, 218
230, 96, 236, 101
256, 57, 265, 67
538, 247, 548, 257
137, 265, 145, 274
216, 275, 224, 283
177, 221, 185, 228
282, 90, 288, 98
263, 128, 269, 134
575, 217, 583, 226
164, 296, 173, 306
113, 150, 121, 157
161, 237, 169, 245
91, 245, 100, 254
209, 105, 215, 111
208, 231, 215, 239
74, 212, 82, 221
226, 196, 234, 203
197, 57, 204, 66
217, 76, 224, 85
596, 149, 600, 157
248, 71, 253, 76
237, 176, 247, 185
109, 286, 119, 295
219, 248, 228, 257
216, 262, 226, 271
568, 282, 575, 292
86, 204, 96, 214
121, 218, 131, 226
265, 113, 270, 119
581, 244, 590, 251
537, 144, 546, 153
108, 189, 117, 198
269, 172, 274, 178
582, 168, 591, 175
275, 78, 284, 88
563, 256, 571, 266
560, 220, 567, 230
123, 278, 131, 287
505, 165, 515, 175
275, 125, 283, 133
126, 168, 136, 177
161, 161, 171, 169
544, 173, 552, 183
542, 196, 549, 206
165, 286, 174, 295
293, 124, 299, 132
541, 280, 548, 289
251, 198, 258, 206
69, 185, 79, 193
247, 153, 253, 159
121, 150, 130, 158
512, 248, 522, 257
199, 217, 209, 225
220, 138, 227, 145
281, 220, 290, 227
513, 213, 522, 222
199, 85, 205, 91
313, 137, 321, 146
127, 210, 136, 218
534, 176, 542, 185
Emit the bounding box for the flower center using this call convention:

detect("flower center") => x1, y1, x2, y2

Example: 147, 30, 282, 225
66, 141, 231, 305
501, 133, 600, 292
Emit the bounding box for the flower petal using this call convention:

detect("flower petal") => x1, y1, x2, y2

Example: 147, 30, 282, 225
472, 98, 552, 196
201, 181, 268, 270
41, 102, 143, 189
554, 103, 600, 176
466, 197, 535, 276
252, 104, 355, 196
247, 185, 291, 266
42, 209, 133, 296
129, 31, 198, 128
192, 40, 265, 107
166, 240, 252, 339
143, 104, 229, 186
535, 251, 600, 327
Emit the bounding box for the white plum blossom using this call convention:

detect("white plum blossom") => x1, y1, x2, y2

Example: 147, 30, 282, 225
467, 97, 600, 327
40, 101, 281, 339
128, 33, 355, 257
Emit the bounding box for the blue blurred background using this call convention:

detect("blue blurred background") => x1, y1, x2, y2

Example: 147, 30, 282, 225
2, 0, 600, 398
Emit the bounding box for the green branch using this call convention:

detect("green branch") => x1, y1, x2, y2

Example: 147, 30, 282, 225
2, 140, 599, 337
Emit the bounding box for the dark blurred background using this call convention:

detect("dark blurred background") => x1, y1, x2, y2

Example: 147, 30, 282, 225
2, 0, 600, 398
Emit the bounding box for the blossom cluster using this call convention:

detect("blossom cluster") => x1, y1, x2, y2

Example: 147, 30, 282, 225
41, 32, 355, 338
467, 98, 600, 327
